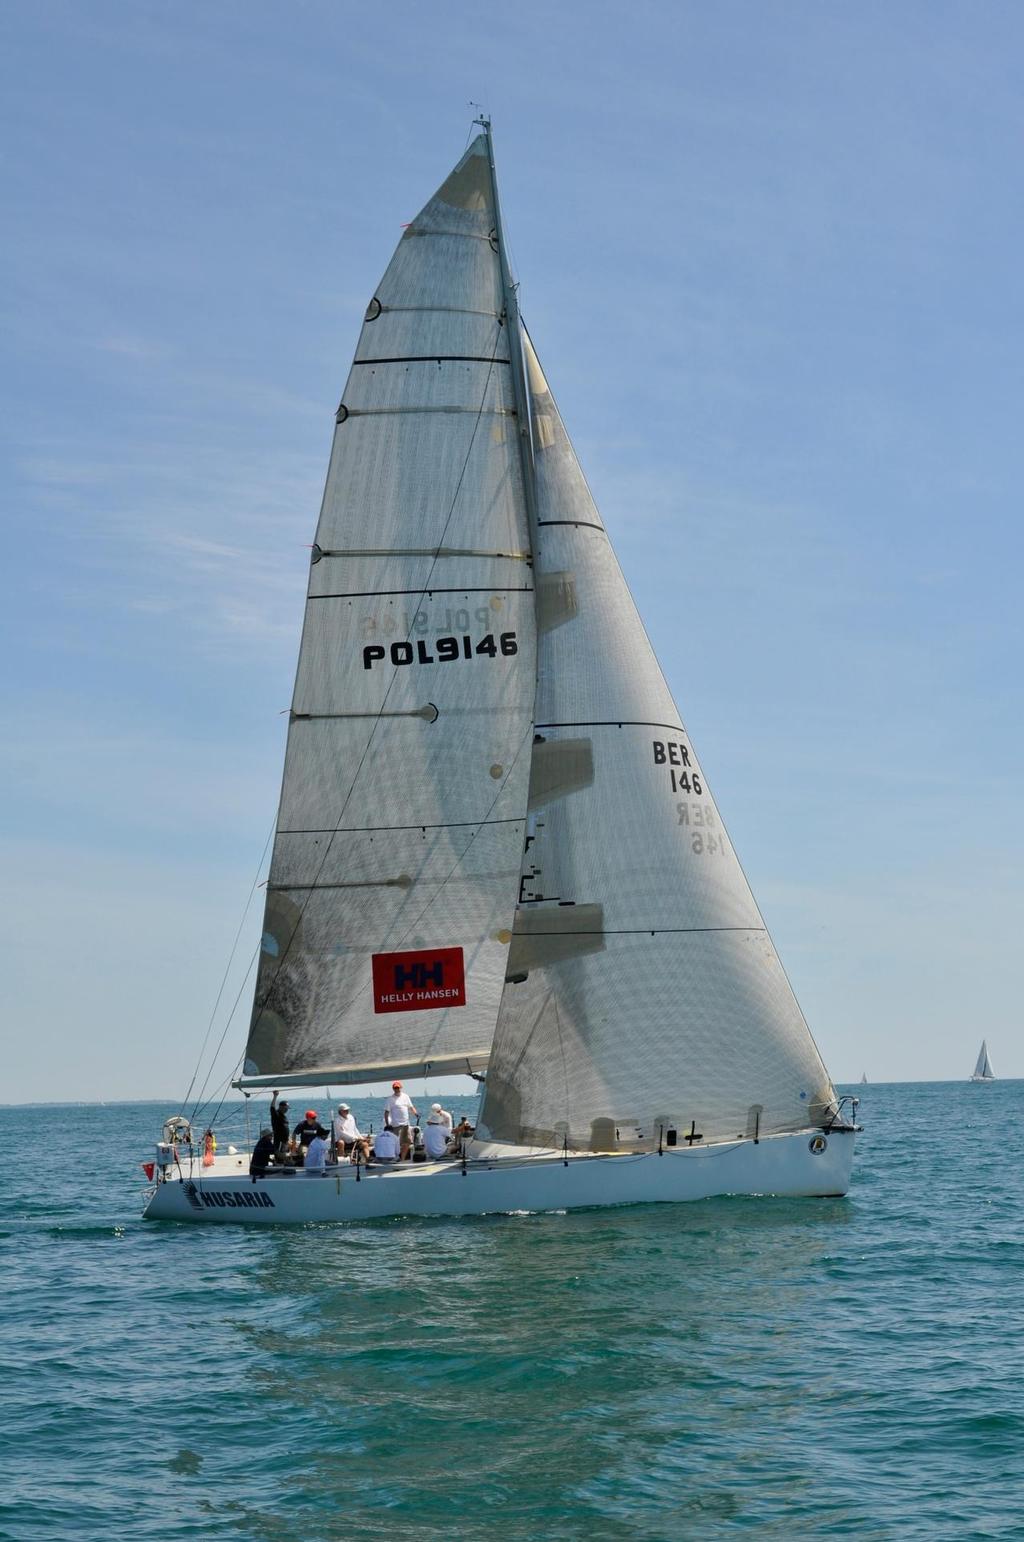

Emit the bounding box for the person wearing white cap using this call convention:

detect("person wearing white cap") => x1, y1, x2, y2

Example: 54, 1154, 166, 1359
332, 1103, 371, 1165
423, 1102, 453, 1160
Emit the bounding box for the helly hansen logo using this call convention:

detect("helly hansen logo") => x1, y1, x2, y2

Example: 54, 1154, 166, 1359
371, 947, 467, 1014
394, 959, 444, 991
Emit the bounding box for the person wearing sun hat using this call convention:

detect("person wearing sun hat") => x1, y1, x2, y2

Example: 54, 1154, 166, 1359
383, 1080, 418, 1159
423, 1103, 453, 1160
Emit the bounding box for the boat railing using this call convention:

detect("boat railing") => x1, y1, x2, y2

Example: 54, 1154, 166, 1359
822, 1095, 861, 1133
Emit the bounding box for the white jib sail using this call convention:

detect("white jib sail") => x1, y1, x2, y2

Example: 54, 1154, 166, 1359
972, 1041, 994, 1079
477, 334, 838, 1150
243, 137, 536, 1086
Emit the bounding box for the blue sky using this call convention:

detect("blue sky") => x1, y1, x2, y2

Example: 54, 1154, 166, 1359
2, 1, 1021, 1101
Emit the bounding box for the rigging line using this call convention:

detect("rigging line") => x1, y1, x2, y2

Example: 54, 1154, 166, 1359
179, 822, 275, 1115
197, 1052, 246, 1135
250, 317, 507, 1028
505, 926, 769, 936
554, 995, 571, 1148
189, 945, 260, 1123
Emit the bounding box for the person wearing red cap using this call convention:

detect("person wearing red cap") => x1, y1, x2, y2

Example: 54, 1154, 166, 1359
383, 1080, 418, 1159
292, 1108, 327, 1160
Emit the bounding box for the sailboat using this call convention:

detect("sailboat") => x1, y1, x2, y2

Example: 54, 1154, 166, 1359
969, 1040, 995, 1082
860, 1073, 867, 1085
144, 124, 856, 1223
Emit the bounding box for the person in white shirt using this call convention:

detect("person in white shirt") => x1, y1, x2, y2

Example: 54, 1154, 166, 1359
304, 1132, 328, 1174
384, 1080, 418, 1159
422, 1114, 450, 1160
332, 1103, 371, 1165
429, 1101, 453, 1133
373, 1126, 401, 1162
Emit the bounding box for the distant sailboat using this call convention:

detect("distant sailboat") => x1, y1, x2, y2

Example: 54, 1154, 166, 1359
969, 1041, 995, 1083
860, 1073, 867, 1085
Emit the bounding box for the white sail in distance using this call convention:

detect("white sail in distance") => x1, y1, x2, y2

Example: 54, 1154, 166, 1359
242, 137, 536, 1087
971, 1040, 994, 1080
478, 332, 838, 1150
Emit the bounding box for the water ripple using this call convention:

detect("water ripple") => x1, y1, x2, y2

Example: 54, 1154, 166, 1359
3, 1084, 1024, 1539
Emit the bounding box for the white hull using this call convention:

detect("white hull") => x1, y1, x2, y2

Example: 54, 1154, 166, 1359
143, 1127, 855, 1225
969, 1075, 994, 1083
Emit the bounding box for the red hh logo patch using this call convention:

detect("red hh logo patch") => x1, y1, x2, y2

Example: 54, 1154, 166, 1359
371, 946, 467, 1014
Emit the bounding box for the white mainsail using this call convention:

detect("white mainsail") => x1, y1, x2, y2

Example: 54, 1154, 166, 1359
970, 1040, 994, 1081
242, 137, 536, 1086
476, 334, 838, 1150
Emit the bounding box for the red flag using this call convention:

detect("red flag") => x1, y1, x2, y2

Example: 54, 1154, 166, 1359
141, 1162, 155, 1181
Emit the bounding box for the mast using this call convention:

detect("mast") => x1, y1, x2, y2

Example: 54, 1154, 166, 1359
477, 118, 540, 541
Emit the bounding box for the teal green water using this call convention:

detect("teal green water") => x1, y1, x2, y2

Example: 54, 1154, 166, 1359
2, 1083, 1022, 1539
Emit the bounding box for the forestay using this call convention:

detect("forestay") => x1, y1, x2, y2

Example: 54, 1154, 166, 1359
478, 335, 838, 1149
242, 137, 536, 1086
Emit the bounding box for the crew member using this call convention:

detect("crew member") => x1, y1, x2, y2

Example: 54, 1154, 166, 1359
384, 1081, 418, 1159
270, 1091, 290, 1157
304, 1128, 328, 1175
373, 1125, 401, 1163
250, 1127, 275, 1180
293, 1109, 326, 1150
333, 1103, 371, 1165
423, 1109, 451, 1160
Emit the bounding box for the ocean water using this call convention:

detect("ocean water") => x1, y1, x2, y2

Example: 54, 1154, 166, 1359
2, 1081, 1023, 1541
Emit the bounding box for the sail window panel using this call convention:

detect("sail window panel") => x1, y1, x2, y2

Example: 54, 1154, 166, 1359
269, 823, 524, 893
533, 527, 681, 727
342, 357, 516, 414
377, 227, 503, 320
481, 932, 834, 1149
533, 429, 603, 527
419, 136, 493, 221
522, 729, 762, 934
277, 712, 533, 834
309, 552, 531, 601
246, 936, 502, 1081
245, 905, 507, 1083
354, 308, 509, 365
244, 822, 525, 1082
292, 588, 534, 715
265, 827, 524, 963
313, 414, 526, 583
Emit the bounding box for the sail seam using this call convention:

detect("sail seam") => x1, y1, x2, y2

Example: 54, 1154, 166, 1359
309, 587, 534, 599
404, 228, 494, 242
534, 720, 686, 732
510, 926, 767, 935
278, 819, 525, 833
379, 305, 501, 318
536, 520, 605, 531
313, 546, 530, 561
344, 406, 516, 418
354, 355, 511, 366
